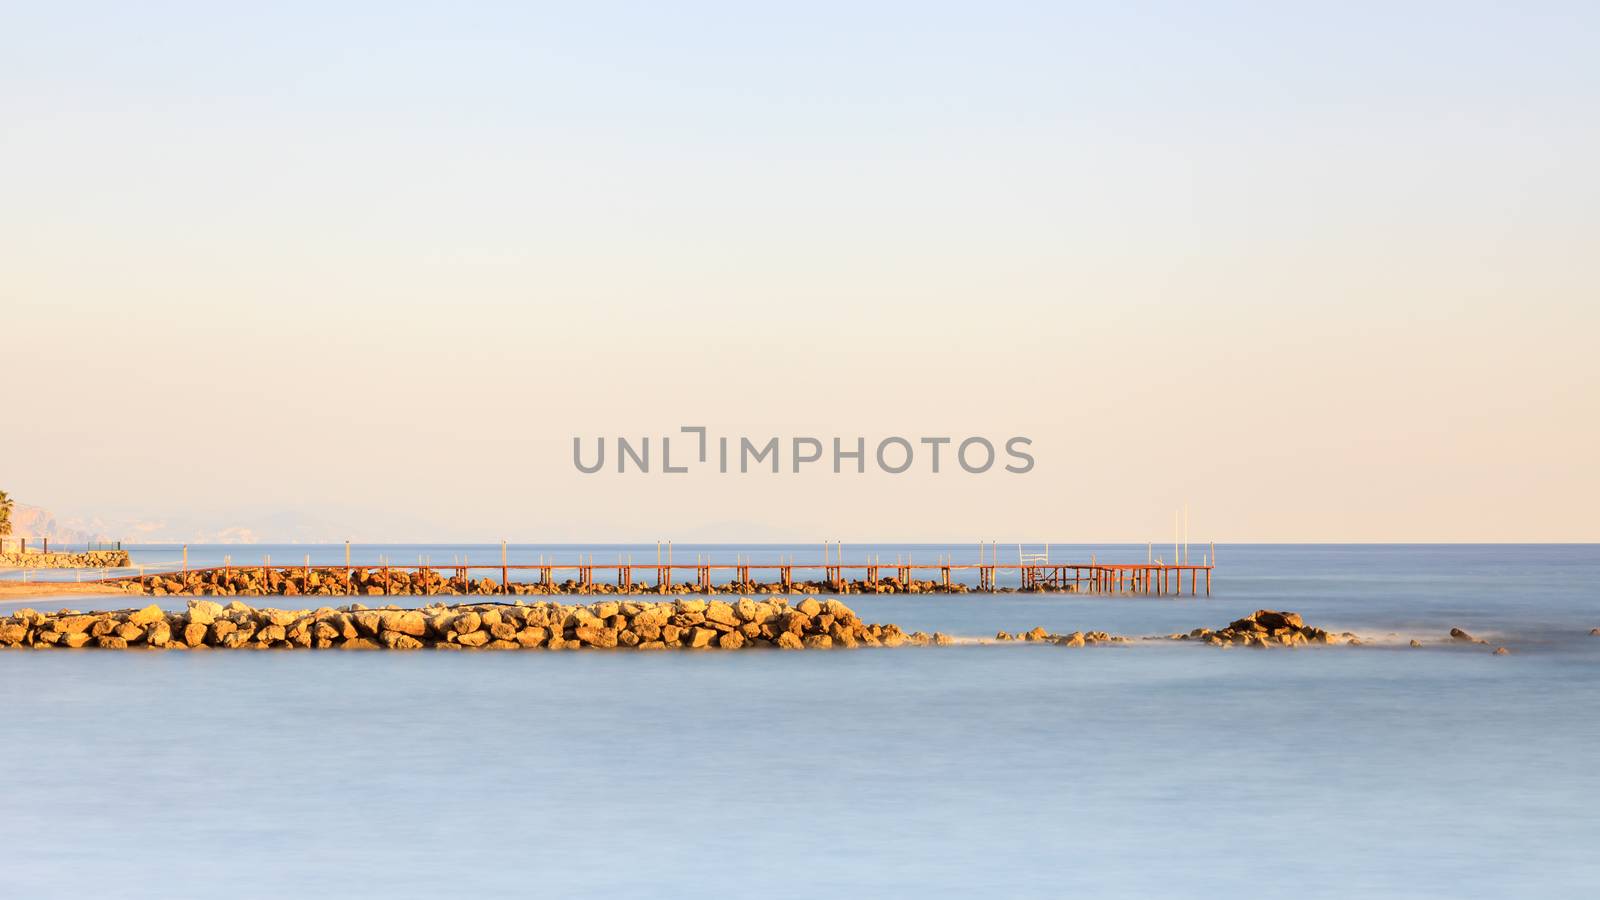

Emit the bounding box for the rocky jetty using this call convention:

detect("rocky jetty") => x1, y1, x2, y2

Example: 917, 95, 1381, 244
0, 549, 129, 569
0, 597, 951, 651
105, 566, 985, 597
1167, 609, 1353, 647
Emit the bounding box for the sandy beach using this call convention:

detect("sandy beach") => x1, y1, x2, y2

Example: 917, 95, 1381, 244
0, 580, 124, 603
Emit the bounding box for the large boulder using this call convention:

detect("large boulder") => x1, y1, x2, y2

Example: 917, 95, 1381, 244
128, 604, 166, 626
704, 601, 739, 628
452, 611, 482, 635
380, 630, 423, 650
50, 615, 98, 635
1251, 610, 1304, 631
575, 625, 619, 649
146, 620, 173, 647
260, 608, 298, 627
380, 610, 428, 637
352, 611, 384, 637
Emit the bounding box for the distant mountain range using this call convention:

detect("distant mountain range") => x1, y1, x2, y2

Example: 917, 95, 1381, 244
4, 502, 375, 545
5, 504, 113, 543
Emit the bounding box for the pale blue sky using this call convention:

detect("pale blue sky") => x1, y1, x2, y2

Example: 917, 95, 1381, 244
4, 3, 1597, 541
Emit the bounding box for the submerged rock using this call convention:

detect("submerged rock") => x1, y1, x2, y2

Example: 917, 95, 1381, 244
1168, 610, 1340, 648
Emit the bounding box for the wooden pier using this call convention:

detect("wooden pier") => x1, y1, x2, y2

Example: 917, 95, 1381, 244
100, 548, 1215, 597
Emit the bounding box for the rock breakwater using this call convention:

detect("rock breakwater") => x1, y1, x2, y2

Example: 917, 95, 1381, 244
106, 566, 978, 597
0, 550, 129, 569
0, 597, 952, 651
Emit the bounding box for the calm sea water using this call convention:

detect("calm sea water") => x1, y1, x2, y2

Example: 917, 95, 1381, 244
3, 544, 1597, 898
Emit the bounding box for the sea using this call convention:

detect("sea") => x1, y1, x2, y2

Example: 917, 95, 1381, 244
2, 543, 1596, 899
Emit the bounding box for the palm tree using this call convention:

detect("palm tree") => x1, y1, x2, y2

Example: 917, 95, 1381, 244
0, 490, 12, 540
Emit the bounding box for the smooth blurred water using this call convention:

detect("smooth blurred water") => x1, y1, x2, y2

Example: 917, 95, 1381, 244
2, 545, 1597, 898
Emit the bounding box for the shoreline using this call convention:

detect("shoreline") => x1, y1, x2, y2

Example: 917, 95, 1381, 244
0, 581, 126, 601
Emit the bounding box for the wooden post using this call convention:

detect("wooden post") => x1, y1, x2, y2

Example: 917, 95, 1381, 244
501, 541, 509, 595
182, 544, 188, 574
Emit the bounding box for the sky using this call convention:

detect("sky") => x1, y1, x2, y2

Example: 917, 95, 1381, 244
3, 2, 1597, 543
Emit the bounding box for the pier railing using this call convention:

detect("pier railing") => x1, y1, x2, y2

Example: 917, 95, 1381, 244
1, 537, 124, 555
96, 558, 1214, 597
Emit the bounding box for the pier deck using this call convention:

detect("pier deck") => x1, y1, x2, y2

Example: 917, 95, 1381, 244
93, 556, 1215, 597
